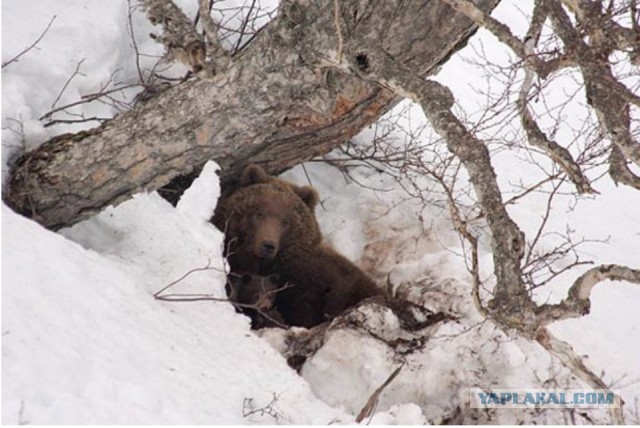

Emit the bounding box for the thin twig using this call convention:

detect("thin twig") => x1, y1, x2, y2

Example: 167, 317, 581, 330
127, 0, 146, 85
39, 83, 142, 121
243, 392, 281, 419
43, 117, 111, 127
233, 0, 258, 53
153, 259, 222, 297
356, 364, 404, 423
2, 15, 57, 68
156, 289, 290, 329
50, 59, 86, 110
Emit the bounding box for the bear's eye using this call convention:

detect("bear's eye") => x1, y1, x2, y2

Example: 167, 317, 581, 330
282, 219, 290, 227
255, 211, 265, 219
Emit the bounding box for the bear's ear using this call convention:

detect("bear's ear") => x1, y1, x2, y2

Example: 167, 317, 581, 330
294, 186, 320, 210
240, 164, 269, 187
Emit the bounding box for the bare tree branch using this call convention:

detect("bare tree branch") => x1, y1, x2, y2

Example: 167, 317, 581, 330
430, 166, 488, 317
445, 0, 639, 194
2, 15, 57, 68
518, 23, 595, 194
42, 117, 111, 128
609, 144, 640, 190
439, 1, 598, 196
356, 364, 404, 423
560, 0, 640, 56
568, 264, 640, 300
39, 83, 143, 122
441, 0, 574, 78
50, 59, 86, 110
231, 0, 257, 53
141, 0, 206, 71
442, 0, 528, 59
544, 0, 640, 185
127, 0, 148, 85
536, 264, 640, 324
153, 260, 291, 329
524, 0, 548, 43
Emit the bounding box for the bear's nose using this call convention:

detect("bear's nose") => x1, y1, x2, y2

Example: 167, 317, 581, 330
260, 241, 277, 257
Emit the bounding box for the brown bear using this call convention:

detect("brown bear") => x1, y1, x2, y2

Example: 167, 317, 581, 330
213, 164, 383, 328
226, 273, 285, 329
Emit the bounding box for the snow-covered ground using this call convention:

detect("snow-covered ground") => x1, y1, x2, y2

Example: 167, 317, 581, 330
3, 165, 348, 424
2, 0, 640, 424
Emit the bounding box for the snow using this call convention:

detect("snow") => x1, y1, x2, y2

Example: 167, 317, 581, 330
279, 163, 635, 424
1, 0, 179, 178
2, 0, 640, 424
2, 164, 348, 424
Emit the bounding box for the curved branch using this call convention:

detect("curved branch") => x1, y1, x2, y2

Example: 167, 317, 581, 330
518, 62, 595, 194
441, 0, 526, 57
609, 144, 640, 190
536, 264, 640, 324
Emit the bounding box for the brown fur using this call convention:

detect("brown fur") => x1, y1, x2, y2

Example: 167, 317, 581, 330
274, 244, 384, 328
239, 164, 320, 210
214, 183, 322, 275
227, 273, 285, 329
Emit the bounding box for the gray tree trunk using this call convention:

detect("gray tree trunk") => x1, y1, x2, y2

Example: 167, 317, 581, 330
3, 0, 500, 230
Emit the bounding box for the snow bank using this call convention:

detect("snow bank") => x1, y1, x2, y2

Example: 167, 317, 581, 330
2, 163, 347, 424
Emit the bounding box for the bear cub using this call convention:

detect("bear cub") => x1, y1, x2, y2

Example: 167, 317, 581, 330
226, 273, 285, 329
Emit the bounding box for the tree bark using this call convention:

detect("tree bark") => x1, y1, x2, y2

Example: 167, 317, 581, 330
3, 0, 500, 230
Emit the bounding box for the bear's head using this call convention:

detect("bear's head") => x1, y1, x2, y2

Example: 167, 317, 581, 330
227, 273, 281, 311
221, 182, 322, 263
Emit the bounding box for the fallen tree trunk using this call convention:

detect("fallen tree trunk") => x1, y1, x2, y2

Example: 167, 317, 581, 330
3, 0, 500, 230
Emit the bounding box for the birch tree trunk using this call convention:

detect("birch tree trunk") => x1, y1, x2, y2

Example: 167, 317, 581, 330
3, 0, 500, 230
